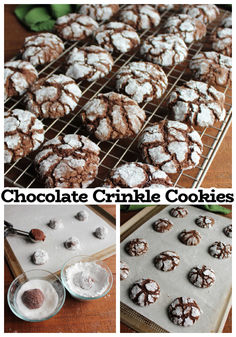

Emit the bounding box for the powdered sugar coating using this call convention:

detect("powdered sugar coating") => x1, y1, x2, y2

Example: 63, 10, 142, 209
94, 22, 140, 53
168, 297, 201, 326
153, 218, 174, 233
211, 27, 232, 56
140, 34, 188, 67
55, 13, 99, 41
182, 4, 219, 24
94, 226, 108, 240
120, 261, 129, 280
119, 5, 161, 31
195, 215, 215, 228
125, 238, 148, 256
221, 15, 232, 28
32, 249, 49, 265
79, 4, 119, 21
164, 14, 206, 44
170, 207, 188, 218
138, 120, 203, 173
188, 265, 216, 288
223, 224, 232, 238
168, 80, 226, 127
21, 33, 64, 66
81, 92, 146, 141
130, 279, 160, 306
25, 74, 82, 119
103, 162, 173, 188
154, 4, 180, 12
48, 218, 64, 230
4, 109, 44, 164
34, 134, 100, 188
155, 251, 180, 271
209, 241, 232, 259
64, 236, 80, 250
75, 210, 89, 221
4, 60, 38, 100
179, 229, 201, 246
66, 45, 113, 82
116, 61, 168, 104
189, 51, 232, 86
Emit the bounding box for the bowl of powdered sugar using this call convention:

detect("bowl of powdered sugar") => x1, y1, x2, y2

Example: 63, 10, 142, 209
8, 269, 66, 322
61, 255, 113, 300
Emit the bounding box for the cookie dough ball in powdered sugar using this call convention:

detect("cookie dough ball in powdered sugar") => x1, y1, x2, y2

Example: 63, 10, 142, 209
4, 109, 44, 164
94, 22, 140, 54
209, 241, 232, 259
94, 226, 108, 240
168, 80, 226, 127
182, 5, 219, 25
210, 27, 232, 57
155, 251, 180, 271
164, 14, 206, 44
140, 34, 188, 67
168, 297, 201, 326
130, 279, 160, 306
81, 92, 146, 141
119, 5, 161, 31
34, 134, 100, 188
4, 60, 38, 100
76, 210, 89, 221
125, 238, 148, 256
55, 13, 98, 41
48, 218, 64, 229
103, 162, 173, 188
138, 120, 203, 174
25, 74, 82, 119
120, 261, 129, 280
65, 46, 113, 82
223, 224, 232, 238
195, 216, 215, 229
32, 249, 49, 265
188, 265, 216, 288
21, 33, 64, 67
116, 61, 168, 104
179, 229, 201, 246
64, 236, 80, 250
189, 51, 232, 87
79, 4, 119, 22
170, 207, 188, 218
153, 218, 174, 233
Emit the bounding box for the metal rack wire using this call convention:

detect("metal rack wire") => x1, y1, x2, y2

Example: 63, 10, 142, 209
4, 6, 232, 188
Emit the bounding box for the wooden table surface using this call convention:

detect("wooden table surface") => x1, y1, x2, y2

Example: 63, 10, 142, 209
4, 4, 232, 188
120, 206, 232, 333
4, 205, 116, 333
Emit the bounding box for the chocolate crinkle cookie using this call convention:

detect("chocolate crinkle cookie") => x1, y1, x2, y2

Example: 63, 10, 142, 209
164, 14, 206, 44
119, 5, 160, 31
4, 109, 44, 164
209, 241, 232, 259
210, 27, 232, 57
65, 45, 113, 82
182, 4, 219, 24
55, 13, 98, 41
130, 279, 160, 306
21, 33, 64, 67
140, 34, 188, 67
80, 92, 146, 141
221, 15, 232, 28
168, 80, 226, 127
154, 4, 181, 12
115, 61, 168, 104
22, 289, 45, 309
94, 22, 140, 54
138, 120, 203, 174
223, 224, 232, 238
153, 218, 174, 233
179, 229, 201, 246
168, 297, 201, 326
125, 238, 148, 256
155, 251, 180, 271
170, 207, 188, 218
120, 261, 129, 280
189, 51, 232, 87
195, 215, 215, 228
79, 4, 119, 21
103, 162, 173, 189
25, 74, 82, 119
188, 265, 216, 288
34, 134, 100, 188
4, 60, 38, 100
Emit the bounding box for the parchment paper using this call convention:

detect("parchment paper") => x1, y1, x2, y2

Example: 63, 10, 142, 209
5, 205, 116, 274
120, 205, 232, 333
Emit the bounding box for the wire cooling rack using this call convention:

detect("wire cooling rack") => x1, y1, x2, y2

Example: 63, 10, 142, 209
4, 6, 232, 188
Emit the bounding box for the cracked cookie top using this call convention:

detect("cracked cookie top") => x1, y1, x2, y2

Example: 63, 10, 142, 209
130, 279, 160, 306
155, 251, 180, 271
168, 297, 201, 326
188, 265, 216, 288
125, 238, 148, 256
182, 4, 219, 24
209, 241, 232, 259
210, 27, 232, 57
79, 4, 119, 21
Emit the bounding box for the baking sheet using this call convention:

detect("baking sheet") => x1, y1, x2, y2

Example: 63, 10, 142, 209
120, 205, 232, 333
5, 205, 116, 274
